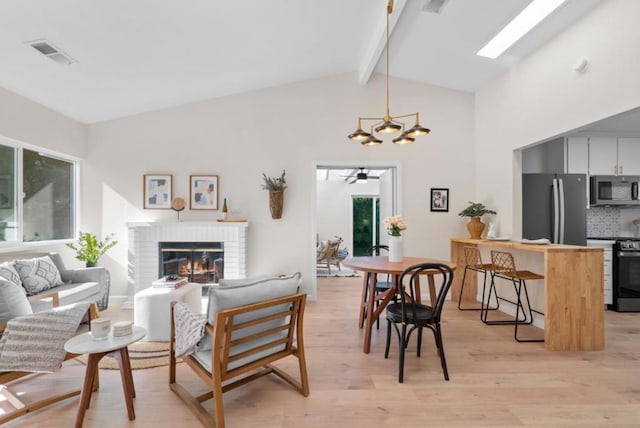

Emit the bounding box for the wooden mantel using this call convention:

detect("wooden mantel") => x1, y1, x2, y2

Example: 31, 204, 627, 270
451, 238, 604, 352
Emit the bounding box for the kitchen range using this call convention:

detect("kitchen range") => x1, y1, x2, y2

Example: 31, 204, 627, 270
589, 237, 640, 312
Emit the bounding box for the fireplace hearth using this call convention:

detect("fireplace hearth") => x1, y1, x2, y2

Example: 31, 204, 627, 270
159, 241, 223, 284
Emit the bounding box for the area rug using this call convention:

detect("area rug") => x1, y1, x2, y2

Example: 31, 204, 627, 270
75, 341, 178, 370
316, 267, 359, 277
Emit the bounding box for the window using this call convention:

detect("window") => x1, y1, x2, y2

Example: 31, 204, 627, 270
0, 145, 16, 242
0, 139, 77, 243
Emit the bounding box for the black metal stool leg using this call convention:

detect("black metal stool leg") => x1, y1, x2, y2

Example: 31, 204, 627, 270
514, 279, 544, 343
482, 274, 528, 325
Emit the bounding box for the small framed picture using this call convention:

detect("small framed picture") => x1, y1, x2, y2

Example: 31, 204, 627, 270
190, 175, 219, 210
143, 174, 172, 209
430, 188, 449, 212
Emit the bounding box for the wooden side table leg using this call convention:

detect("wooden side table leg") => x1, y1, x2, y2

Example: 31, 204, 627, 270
114, 347, 136, 420
117, 347, 136, 398
76, 352, 106, 428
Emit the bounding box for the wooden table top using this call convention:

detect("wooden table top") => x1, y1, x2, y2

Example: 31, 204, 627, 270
342, 256, 456, 274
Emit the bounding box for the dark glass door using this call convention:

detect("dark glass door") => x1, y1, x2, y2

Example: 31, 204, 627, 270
352, 197, 379, 256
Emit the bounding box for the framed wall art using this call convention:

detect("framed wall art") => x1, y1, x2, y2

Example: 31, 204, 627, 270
430, 188, 449, 212
190, 175, 219, 210
143, 174, 172, 209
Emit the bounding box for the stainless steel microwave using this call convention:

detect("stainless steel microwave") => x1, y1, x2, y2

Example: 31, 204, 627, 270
590, 175, 640, 206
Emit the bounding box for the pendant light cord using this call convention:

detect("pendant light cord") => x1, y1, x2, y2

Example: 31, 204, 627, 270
385, 2, 391, 119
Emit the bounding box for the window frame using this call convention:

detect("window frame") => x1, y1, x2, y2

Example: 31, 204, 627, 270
0, 135, 80, 249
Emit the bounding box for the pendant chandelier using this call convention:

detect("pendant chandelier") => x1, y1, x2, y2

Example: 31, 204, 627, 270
348, 0, 430, 146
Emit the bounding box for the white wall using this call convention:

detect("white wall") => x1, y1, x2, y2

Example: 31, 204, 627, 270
0, 86, 86, 157
475, 0, 640, 237
85, 73, 475, 298
522, 137, 564, 174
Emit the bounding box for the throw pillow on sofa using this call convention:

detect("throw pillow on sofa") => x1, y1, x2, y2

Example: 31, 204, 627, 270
0, 278, 33, 325
14, 256, 64, 296
0, 262, 23, 290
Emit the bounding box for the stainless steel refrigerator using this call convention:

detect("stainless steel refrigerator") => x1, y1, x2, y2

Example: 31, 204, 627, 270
522, 173, 587, 246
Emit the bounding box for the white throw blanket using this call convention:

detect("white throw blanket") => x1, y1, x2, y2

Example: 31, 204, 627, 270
0, 302, 90, 373
173, 301, 207, 357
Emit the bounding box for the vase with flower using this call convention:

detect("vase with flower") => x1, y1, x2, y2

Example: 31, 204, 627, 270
384, 215, 407, 262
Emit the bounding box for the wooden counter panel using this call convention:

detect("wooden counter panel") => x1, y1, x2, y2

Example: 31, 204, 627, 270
545, 251, 604, 351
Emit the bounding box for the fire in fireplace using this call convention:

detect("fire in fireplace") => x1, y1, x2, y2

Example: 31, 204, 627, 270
159, 242, 223, 284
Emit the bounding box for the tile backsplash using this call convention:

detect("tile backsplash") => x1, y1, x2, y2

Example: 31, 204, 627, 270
588, 206, 640, 237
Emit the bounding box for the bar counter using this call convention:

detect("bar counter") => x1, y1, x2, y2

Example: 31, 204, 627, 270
451, 238, 604, 351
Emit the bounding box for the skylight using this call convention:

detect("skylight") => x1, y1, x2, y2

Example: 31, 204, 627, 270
477, 0, 567, 59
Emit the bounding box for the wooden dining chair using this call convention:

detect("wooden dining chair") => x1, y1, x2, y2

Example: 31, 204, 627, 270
384, 263, 454, 383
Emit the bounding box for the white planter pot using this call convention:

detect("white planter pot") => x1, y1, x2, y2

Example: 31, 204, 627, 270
388, 235, 404, 262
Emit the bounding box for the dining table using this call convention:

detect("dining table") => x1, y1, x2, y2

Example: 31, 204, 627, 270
341, 256, 456, 354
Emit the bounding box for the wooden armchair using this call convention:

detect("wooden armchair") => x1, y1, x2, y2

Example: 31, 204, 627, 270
169, 273, 309, 428
0, 291, 100, 425
317, 239, 342, 274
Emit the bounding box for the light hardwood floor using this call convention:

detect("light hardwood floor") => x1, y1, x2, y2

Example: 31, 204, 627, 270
2, 275, 639, 427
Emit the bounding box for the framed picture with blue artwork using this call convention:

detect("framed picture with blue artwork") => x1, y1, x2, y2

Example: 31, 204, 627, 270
143, 174, 172, 209
190, 175, 219, 210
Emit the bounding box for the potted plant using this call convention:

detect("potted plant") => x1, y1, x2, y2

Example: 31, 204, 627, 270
458, 202, 496, 239
262, 170, 287, 219
66, 231, 118, 267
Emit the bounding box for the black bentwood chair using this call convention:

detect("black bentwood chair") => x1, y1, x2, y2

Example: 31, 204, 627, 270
384, 263, 454, 383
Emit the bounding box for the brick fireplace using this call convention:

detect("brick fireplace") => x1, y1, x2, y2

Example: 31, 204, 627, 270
126, 221, 247, 306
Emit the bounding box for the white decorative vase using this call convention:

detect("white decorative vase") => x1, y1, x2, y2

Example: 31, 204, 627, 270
388, 235, 404, 262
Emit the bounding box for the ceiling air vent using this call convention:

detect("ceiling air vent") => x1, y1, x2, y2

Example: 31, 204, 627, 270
26, 39, 76, 65
422, 0, 450, 14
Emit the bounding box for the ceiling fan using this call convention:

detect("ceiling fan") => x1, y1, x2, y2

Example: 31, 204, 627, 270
342, 168, 380, 184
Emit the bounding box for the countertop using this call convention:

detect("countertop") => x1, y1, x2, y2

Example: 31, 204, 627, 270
450, 237, 602, 253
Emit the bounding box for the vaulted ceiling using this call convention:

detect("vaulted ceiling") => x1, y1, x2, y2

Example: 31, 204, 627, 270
0, 0, 601, 123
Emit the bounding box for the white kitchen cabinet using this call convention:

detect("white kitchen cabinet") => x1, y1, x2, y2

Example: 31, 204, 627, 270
566, 137, 588, 173
588, 137, 640, 176
588, 137, 618, 175
617, 138, 640, 175
587, 240, 614, 307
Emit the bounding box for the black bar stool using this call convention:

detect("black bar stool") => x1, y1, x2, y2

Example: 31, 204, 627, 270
485, 250, 544, 342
